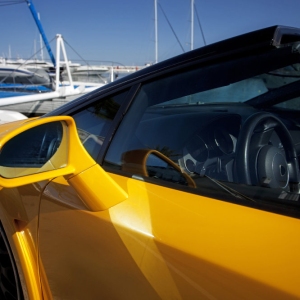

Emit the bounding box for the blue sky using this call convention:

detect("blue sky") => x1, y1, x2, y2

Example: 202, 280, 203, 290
0, 0, 300, 66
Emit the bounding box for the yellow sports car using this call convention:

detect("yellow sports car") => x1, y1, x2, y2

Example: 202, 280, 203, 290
0, 25, 300, 300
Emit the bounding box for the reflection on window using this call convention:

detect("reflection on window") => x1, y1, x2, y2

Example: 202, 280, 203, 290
72, 91, 128, 159
274, 97, 300, 110
157, 78, 268, 106
146, 154, 189, 186
103, 51, 300, 216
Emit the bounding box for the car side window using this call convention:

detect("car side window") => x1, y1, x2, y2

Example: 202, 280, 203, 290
71, 90, 128, 160
104, 66, 238, 183
103, 79, 202, 187
103, 59, 300, 217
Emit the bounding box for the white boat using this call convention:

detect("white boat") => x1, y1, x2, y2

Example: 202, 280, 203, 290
5, 58, 53, 69
0, 64, 34, 79
62, 64, 110, 85
0, 63, 53, 88
0, 0, 139, 116
71, 65, 109, 76
0, 34, 105, 116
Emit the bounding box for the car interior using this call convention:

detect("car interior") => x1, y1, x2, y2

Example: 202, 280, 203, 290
103, 44, 300, 216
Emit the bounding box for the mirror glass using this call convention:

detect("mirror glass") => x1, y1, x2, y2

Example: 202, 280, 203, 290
0, 121, 66, 178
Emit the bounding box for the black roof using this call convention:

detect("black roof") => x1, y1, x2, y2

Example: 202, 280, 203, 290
47, 25, 300, 116
113, 25, 300, 84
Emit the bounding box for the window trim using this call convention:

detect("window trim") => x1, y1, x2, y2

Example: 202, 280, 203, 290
96, 83, 141, 165
57, 85, 139, 164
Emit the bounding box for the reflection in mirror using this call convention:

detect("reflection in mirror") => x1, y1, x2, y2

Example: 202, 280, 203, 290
0, 122, 66, 178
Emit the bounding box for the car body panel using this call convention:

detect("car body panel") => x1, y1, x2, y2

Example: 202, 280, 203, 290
0, 183, 45, 299
35, 173, 300, 299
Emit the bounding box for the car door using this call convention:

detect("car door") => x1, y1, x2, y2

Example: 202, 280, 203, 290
38, 59, 300, 299
102, 70, 300, 299
37, 88, 163, 299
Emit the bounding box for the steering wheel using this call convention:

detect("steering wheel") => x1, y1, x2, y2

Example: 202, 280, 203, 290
234, 112, 300, 191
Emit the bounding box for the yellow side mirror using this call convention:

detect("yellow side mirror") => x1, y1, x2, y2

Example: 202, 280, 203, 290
0, 116, 127, 211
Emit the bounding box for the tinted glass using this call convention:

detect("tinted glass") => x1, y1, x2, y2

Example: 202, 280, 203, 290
0, 122, 68, 178
104, 46, 300, 216
0, 122, 62, 168
72, 91, 128, 159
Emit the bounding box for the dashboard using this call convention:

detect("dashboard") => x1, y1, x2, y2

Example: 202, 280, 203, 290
178, 114, 241, 182
136, 104, 300, 189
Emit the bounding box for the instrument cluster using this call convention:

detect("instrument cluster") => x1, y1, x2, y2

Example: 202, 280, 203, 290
179, 115, 241, 180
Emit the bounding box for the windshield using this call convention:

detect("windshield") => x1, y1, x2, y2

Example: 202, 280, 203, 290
150, 46, 300, 111
158, 64, 300, 107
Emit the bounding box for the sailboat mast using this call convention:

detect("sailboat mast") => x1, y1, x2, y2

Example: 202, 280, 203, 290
191, 0, 194, 50
26, 0, 56, 66
154, 0, 158, 64
38, 12, 44, 61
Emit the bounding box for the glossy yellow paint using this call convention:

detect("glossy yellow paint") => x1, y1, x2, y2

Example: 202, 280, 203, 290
109, 173, 300, 299
0, 116, 127, 211
31, 171, 300, 299
13, 229, 42, 299
0, 116, 79, 187
0, 117, 299, 299
38, 180, 162, 299
0, 183, 47, 299
0, 118, 33, 136
68, 164, 128, 211
0, 116, 129, 299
